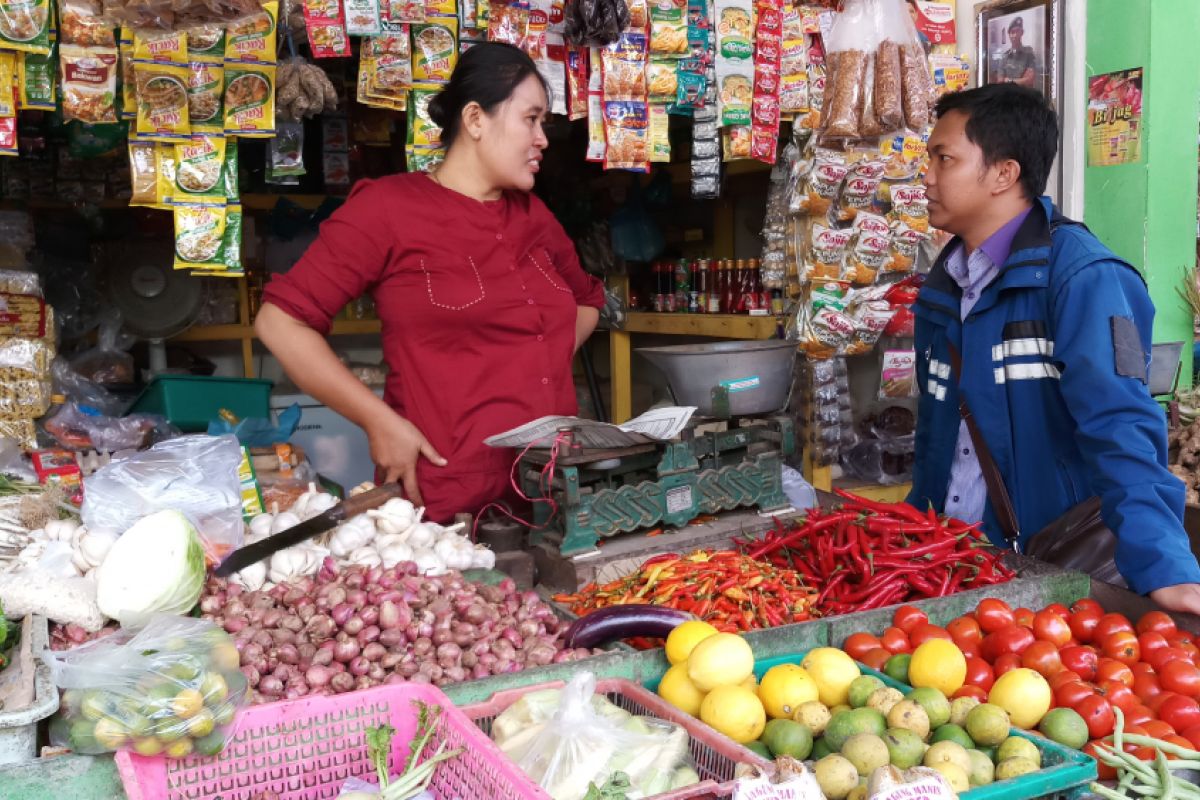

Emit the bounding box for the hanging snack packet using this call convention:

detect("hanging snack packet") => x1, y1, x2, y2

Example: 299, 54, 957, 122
485, 0, 522, 44
888, 183, 929, 232
649, 0, 687, 57
128, 139, 160, 206
407, 87, 442, 149
0, 0, 51, 55
723, 125, 750, 160
668, 57, 706, 113
626, 0, 647, 29
222, 204, 243, 274
879, 349, 916, 398
303, 0, 349, 58
187, 59, 224, 135
184, 23, 224, 60
0, 92, 13, 157
411, 18, 457, 86
800, 61, 823, 131
225, 1, 278, 63
886, 221, 924, 274
795, 148, 848, 218
565, 46, 587, 120
874, 39, 902, 131
601, 30, 647, 102
900, 42, 929, 131
806, 223, 851, 282
58, 0, 114, 46
424, 0, 454, 19
132, 29, 187, 63
717, 64, 751, 126
0, 52, 15, 118
172, 135, 227, 203
387, 0, 423, 24
646, 57, 676, 103
60, 44, 120, 123
844, 215, 890, 286
714, 0, 752, 61
750, 1, 782, 164
344, 0, 381, 35
17, 45, 56, 110
173, 203, 228, 270
119, 29, 136, 118
603, 100, 648, 172
135, 60, 191, 140
778, 3, 806, 115
799, 279, 853, 359
836, 158, 885, 222
224, 62, 275, 137
649, 103, 669, 162
844, 299, 894, 355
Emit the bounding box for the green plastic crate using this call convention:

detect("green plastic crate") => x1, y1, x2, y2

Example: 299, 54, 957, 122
646, 650, 1096, 800
129, 375, 273, 432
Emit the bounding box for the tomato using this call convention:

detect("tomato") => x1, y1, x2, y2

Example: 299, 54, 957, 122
1044, 603, 1071, 618
1074, 694, 1117, 739
1084, 740, 1118, 780
1131, 662, 1155, 677
1055, 680, 1097, 709
1141, 719, 1178, 739
1179, 724, 1200, 751
1061, 645, 1100, 681
1100, 631, 1141, 666
1161, 660, 1200, 698
977, 598, 1015, 634
1164, 735, 1195, 759
982, 626, 1037, 661
1169, 631, 1196, 649
1148, 691, 1182, 714
910, 624, 954, 647
953, 685, 989, 701
994, 653, 1023, 677
948, 616, 983, 646
1050, 670, 1084, 690
1033, 609, 1072, 647
843, 632, 882, 660
1139, 632, 1170, 657
958, 640, 982, 659
965, 656, 996, 691
1137, 610, 1177, 637
1126, 705, 1155, 727
1070, 608, 1103, 643
860, 648, 892, 671
1022, 640, 1065, 677
1098, 679, 1138, 712
1093, 613, 1135, 642
1133, 673, 1163, 703
1158, 694, 1200, 732
1072, 598, 1104, 615
1179, 642, 1200, 664
1148, 647, 1193, 671
892, 605, 928, 634
881, 627, 912, 654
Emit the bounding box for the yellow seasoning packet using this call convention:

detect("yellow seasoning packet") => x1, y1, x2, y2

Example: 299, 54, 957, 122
648, 103, 670, 163
173, 135, 227, 203
187, 59, 223, 135
132, 28, 187, 63
223, 62, 275, 137
410, 18, 456, 87
225, 0, 278, 64
154, 141, 178, 204
119, 29, 136, 119
135, 60, 191, 140
127, 139, 160, 207
173, 203, 228, 270
0, 52, 16, 118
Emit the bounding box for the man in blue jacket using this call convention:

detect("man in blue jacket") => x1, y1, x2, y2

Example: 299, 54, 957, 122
909, 84, 1200, 612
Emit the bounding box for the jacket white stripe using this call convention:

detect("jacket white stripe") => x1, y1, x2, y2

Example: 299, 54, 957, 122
994, 362, 1062, 384
991, 338, 1055, 361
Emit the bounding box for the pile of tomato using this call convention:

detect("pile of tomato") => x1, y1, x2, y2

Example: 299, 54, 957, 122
841, 598, 1200, 776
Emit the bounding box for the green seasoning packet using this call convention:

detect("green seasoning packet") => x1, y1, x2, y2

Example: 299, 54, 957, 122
17, 42, 55, 109
0, 0, 52, 55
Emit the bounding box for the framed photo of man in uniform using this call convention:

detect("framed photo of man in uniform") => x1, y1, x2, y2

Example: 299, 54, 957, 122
976, 0, 1059, 104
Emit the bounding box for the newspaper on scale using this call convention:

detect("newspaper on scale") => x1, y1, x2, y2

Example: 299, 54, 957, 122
484, 407, 698, 449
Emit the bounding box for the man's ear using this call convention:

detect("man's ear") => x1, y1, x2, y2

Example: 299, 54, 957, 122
992, 158, 1023, 196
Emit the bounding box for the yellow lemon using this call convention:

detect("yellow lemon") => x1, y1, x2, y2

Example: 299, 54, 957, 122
800, 648, 861, 708
666, 620, 720, 666
759, 664, 820, 719
688, 633, 754, 691
700, 685, 767, 744
658, 663, 707, 717
989, 668, 1052, 730
908, 640, 967, 697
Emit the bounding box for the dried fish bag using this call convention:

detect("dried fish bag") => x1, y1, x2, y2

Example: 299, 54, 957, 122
0, 0, 50, 54
135, 60, 191, 139
61, 45, 120, 123
186, 59, 223, 134
223, 62, 275, 137
173, 203, 227, 269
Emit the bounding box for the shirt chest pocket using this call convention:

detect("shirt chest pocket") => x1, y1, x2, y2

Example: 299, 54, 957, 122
420, 256, 487, 311
524, 247, 574, 296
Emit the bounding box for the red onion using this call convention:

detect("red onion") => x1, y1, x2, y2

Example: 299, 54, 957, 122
358, 625, 381, 645
385, 673, 406, 685
271, 629, 297, 645
223, 616, 248, 634
262, 609, 283, 628
359, 606, 380, 627
276, 644, 300, 665
412, 638, 433, 657
362, 642, 387, 662
471, 664, 490, 680
381, 652, 403, 670
227, 584, 244, 598
253, 630, 274, 649
312, 647, 334, 667
356, 675, 374, 691
248, 607, 266, 625
343, 615, 365, 636
346, 589, 367, 608
199, 595, 223, 615
443, 665, 467, 683
306, 665, 332, 686
282, 615, 304, 632
331, 603, 354, 627
349, 656, 371, 676
501, 628, 522, 648
379, 628, 406, 649
226, 599, 248, 618
379, 601, 401, 630
306, 615, 336, 642
331, 672, 355, 693
259, 676, 284, 696
241, 665, 261, 687
368, 664, 387, 682
399, 660, 420, 678
333, 640, 360, 663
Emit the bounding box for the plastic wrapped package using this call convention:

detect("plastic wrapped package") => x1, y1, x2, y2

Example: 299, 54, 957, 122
50, 358, 126, 417
800, 357, 851, 467
0, 269, 41, 295
42, 402, 173, 451
759, 143, 796, 290
80, 434, 244, 553
98, 0, 266, 30
490, 673, 700, 800
43, 615, 247, 757
68, 312, 136, 385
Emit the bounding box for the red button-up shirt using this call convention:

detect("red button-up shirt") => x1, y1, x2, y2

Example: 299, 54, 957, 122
263, 173, 605, 521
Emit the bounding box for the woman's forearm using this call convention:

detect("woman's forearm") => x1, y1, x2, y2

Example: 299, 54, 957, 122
575, 306, 600, 352
255, 303, 394, 430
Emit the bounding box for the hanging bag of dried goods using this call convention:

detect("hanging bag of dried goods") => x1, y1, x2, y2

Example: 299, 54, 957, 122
135, 60, 191, 140
891, 0, 931, 131
58, 0, 115, 46
60, 44, 120, 123
223, 61, 275, 137
821, 0, 869, 139
225, 0, 279, 64
0, 0, 51, 55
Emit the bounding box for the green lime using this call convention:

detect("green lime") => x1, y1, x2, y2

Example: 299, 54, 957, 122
965, 703, 1011, 747
826, 708, 887, 751
848, 676, 886, 708
68, 720, 99, 753
931, 724, 976, 750
194, 731, 228, 757
745, 740, 773, 760
80, 692, 109, 722
977, 745, 999, 763
995, 757, 1039, 780
883, 728, 926, 769
133, 736, 164, 756
998, 736, 1041, 767
1038, 707, 1089, 751
762, 718, 814, 759
884, 654, 912, 685
186, 709, 215, 739
907, 687, 952, 728
812, 737, 834, 760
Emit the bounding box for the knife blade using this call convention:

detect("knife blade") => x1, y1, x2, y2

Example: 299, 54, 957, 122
214, 483, 405, 577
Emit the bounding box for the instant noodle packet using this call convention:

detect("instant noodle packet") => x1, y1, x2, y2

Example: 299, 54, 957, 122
173, 203, 228, 270
135, 60, 191, 140
0, 0, 52, 55
225, 0, 277, 63
411, 18, 457, 86
223, 61, 275, 136
132, 28, 186, 62
186, 59, 223, 134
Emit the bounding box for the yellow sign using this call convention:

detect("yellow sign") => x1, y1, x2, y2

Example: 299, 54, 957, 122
1087, 67, 1143, 167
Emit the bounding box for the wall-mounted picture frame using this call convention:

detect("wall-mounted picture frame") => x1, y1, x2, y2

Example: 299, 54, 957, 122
976, 0, 1060, 106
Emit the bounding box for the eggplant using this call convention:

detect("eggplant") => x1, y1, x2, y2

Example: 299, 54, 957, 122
563, 604, 695, 649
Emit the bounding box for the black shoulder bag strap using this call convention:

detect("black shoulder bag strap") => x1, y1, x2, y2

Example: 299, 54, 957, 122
944, 340, 1022, 550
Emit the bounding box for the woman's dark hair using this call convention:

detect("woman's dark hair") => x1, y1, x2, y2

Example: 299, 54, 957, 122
427, 42, 549, 147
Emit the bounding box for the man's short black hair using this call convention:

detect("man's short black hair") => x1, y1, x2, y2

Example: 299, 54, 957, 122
934, 84, 1058, 200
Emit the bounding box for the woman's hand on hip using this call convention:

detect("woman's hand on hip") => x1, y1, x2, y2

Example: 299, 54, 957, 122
1149, 583, 1200, 616
366, 412, 447, 507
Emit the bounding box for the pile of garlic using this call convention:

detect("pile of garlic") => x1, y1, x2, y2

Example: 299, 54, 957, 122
14, 518, 119, 580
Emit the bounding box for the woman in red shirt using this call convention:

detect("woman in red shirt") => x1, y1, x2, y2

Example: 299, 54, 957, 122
256, 43, 604, 522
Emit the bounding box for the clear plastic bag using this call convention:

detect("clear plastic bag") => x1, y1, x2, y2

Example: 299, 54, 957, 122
491, 673, 700, 800
80, 434, 245, 552
43, 615, 247, 757
69, 311, 136, 386
43, 402, 174, 452
50, 357, 127, 417
207, 403, 301, 447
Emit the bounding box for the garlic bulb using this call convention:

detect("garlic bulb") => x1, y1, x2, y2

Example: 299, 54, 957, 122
77, 529, 119, 569
233, 560, 268, 591
471, 546, 497, 570
248, 513, 275, 540
329, 516, 376, 557
347, 546, 382, 567
269, 512, 302, 535
378, 540, 414, 568
412, 549, 444, 576
406, 522, 438, 550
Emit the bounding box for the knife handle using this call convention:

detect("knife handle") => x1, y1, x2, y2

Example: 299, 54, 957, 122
334, 482, 406, 521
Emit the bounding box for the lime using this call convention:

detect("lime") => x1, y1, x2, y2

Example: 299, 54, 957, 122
883, 727, 926, 769
194, 730, 228, 757
794, 701, 832, 736
965, 703, 1011, 747
842, 733, 890, 776
1038, 707, 1088, 751
812, 737, 834, 760
814, 754, 860, 800
93, 717, 129, 750
200, 673, 230, 706
745, 740, 773, 760
212, 702, 236, 727
171, 689, 205, 720
826, 708, 887, 751
995, 757, 1040, 781
186, 708, 216, 739
930, 762, 970, 793
931, 724, 975, 750
133, 736, 164, 756
968, 749, 996, 787
848, 676, 886, 709
80, 692, 109, 722
884, 654, 912, 685
950, 696, 982, 728
762, 718, 814, 759
924, 740, 972, 774
977, 744, 999, 763
887, 700, 931, 741
907, 687, 952, 728
165, 737, 194, 758
68, 720, 99, 753
867, 688, 905, 716
998, 736, 1041, 767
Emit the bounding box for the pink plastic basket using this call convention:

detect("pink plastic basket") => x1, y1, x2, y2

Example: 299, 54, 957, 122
459, 677, 770, 800
115, 682, 545, 800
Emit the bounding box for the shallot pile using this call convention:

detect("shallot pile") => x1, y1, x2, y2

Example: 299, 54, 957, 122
200, 558, 596, 702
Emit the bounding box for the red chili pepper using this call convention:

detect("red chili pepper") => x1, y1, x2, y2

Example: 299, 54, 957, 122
747, 512, 853, 559
834, 489, 929, 524
864, 517, 939, 536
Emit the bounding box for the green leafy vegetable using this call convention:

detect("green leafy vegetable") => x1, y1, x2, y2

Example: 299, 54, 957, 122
362, 702, 465, 800
583, 773, 633, 800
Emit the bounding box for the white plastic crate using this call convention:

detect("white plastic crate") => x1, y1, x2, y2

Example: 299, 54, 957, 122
0, 616, 58, 764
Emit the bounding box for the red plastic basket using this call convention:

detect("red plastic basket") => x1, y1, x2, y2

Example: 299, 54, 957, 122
459, 677, 770, 800
115, 682, 544, 800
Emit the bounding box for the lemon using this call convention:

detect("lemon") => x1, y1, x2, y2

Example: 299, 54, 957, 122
700, 685, 767, 743
801, 648, 861, 708
93, 717, 129, 750
688, 633, 754, 691
908, 640, 967, 697
759, 664, 820, 719
666, 620, 720, 665
171, 689, 205, 720
659, 663, 707, 717
988, 669, 1051, 730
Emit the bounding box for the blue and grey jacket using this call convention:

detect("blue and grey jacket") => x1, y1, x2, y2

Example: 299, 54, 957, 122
907, 196, 1200, 594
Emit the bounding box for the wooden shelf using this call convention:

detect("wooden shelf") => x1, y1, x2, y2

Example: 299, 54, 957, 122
623, 312, 779, 339
172, 319, 380, 342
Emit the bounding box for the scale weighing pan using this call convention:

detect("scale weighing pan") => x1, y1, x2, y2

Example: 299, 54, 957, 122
636, 340, 796, 417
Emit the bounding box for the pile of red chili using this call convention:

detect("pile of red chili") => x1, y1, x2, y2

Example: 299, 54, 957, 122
552, 550, 818, 639
736, 490, 1015, 616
